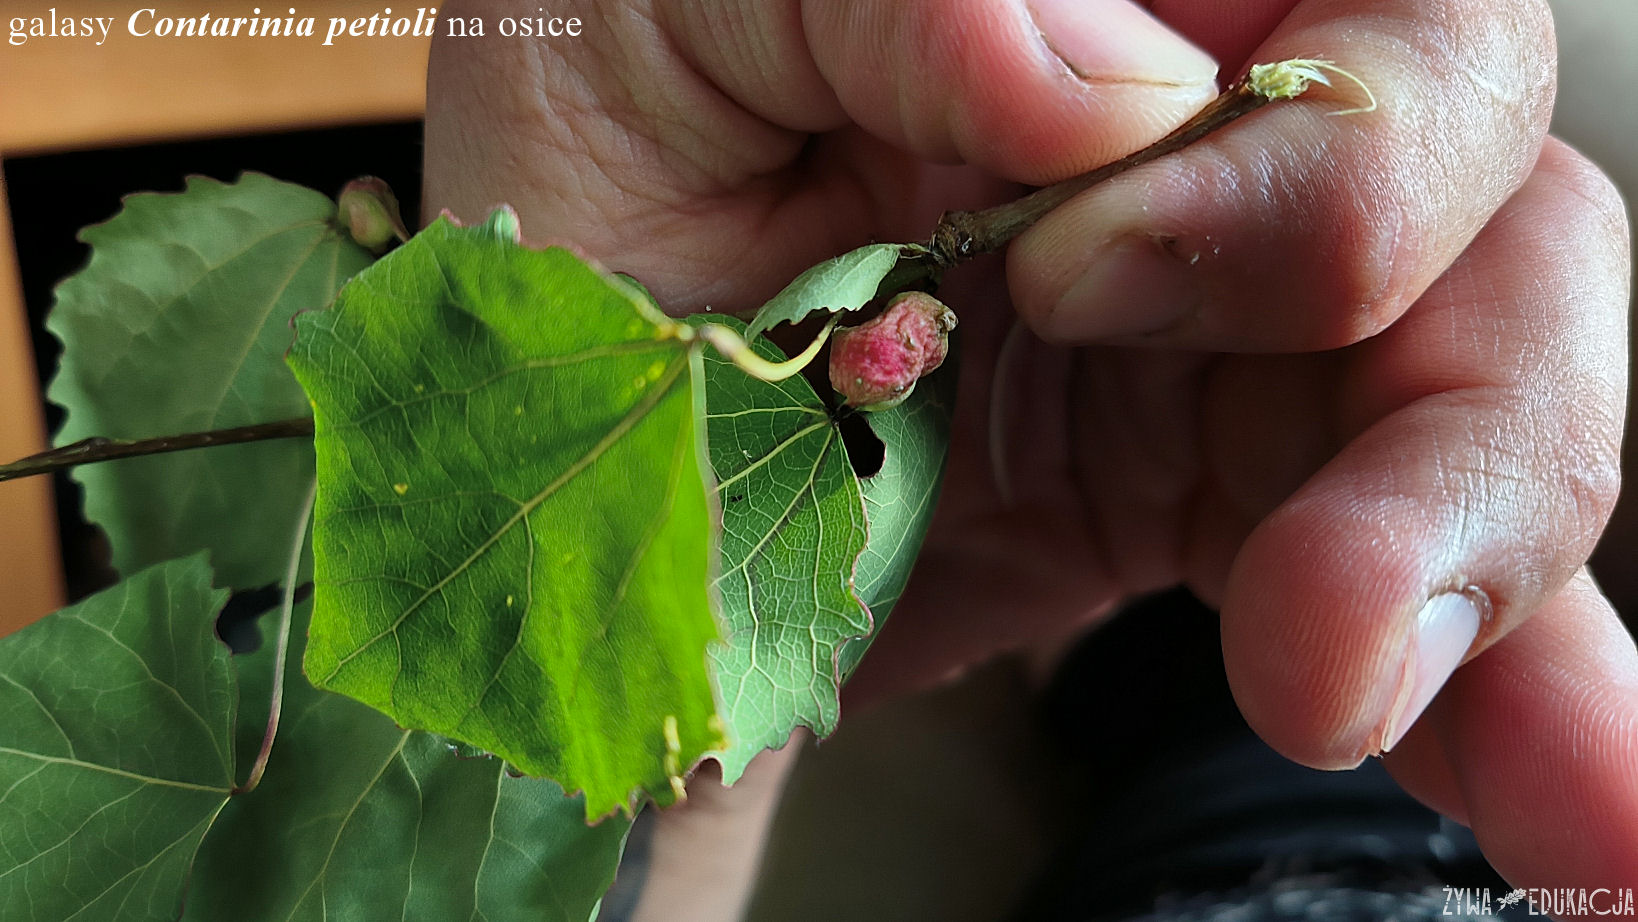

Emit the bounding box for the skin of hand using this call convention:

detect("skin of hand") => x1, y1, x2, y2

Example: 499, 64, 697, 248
422, 0, 1637, 902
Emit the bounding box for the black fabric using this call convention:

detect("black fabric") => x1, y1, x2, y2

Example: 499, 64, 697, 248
1018, 589, 1522, 921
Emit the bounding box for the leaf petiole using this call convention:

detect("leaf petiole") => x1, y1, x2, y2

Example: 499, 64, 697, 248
692, 316, 839, 383
232, 477, 316, 796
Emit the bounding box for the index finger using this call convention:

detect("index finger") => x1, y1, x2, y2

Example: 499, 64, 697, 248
1008, 0, 1556, 351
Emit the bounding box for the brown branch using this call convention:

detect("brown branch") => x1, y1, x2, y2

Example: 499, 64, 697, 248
929, 80, 1270, 266
0, 417, 316, 484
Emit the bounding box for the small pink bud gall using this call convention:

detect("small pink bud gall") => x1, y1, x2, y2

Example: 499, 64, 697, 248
828, 291, 957, 411
337, 177, 410, 254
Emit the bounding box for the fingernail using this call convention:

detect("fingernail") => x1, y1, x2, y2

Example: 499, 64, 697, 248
1026, 0, 1218, 87
1051, 239, 1200, 341
1380, 592, 1484, 753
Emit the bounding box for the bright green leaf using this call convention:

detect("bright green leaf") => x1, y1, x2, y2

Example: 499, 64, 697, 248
0, 556, 234, 922
47, 173, 374, 590
743, 244, 910, 339
288, 211, 724, 819
186, 600, 632, 922
692, 317, 870, 782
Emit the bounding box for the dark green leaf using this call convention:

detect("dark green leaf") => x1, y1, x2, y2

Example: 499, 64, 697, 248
186, 599, 632, 922
47, 173, 374, 590
287, 211, 724, 819
691, 317, 955, 773
692, 317, 871, 782
743, 244, 911, 339
838, 360, 956, 679
0, 556, 233, 922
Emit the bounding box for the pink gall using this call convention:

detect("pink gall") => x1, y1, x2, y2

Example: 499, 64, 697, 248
828, 291, 957, 411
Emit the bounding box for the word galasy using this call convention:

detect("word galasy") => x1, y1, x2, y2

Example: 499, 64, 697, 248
9, 10, 114, 46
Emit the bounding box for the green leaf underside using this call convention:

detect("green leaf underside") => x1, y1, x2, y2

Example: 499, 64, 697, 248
838, 361, 956, 679
692, 317, 871, 783
47, 173, 374, 590
186, 599, 630, 922
0, 556, 233, 922
743, 244, 906, 339
288, 212, 723, 820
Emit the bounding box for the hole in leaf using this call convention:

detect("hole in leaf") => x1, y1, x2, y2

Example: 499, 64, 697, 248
216, 583, 280, 652
217, 582, 313, 654
836, 411, 885, 478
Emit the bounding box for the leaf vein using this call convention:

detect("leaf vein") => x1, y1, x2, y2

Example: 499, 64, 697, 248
0, 748, 230, 794
319, 352, 689, 687
0, 674, 76, 758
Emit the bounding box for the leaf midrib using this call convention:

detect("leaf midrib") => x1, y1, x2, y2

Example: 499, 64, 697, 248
318, 350, 691, 687
712, 419, 831, 495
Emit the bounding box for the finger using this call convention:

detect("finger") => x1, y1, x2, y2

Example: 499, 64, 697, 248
632, 736, 804, 922
797, 0, 1218, 182
1149, 0, 1303, 75
1387, 571, 1638, 892
1064, 346, 1215, 595
1217, 139, 1629, 769
1376, 703, 1470, 826
1182, 352, 1341, 606
424, 0, 1218, 309
1008, 0, 1559, 350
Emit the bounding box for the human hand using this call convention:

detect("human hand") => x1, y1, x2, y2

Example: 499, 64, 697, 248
422, 0, 1636, 898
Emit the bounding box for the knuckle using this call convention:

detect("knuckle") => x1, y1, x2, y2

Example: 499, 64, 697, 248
1307, 150, 1420, 349
1194, 133, 1420, 350
1519, 385, 1626, 564
1342, 188, 1417, 343
1538, 142, 1632, 260
1361, 0, 1559, 311
1513, 0, 1559, 117
1557, 427, 1623, 555
1436, 0, 1557, 126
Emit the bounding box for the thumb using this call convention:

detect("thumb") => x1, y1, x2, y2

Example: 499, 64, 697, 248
795, 0, 1221, 182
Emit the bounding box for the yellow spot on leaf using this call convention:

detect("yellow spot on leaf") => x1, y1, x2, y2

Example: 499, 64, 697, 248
663, 715, 685, 799
392, 483, 409, 495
